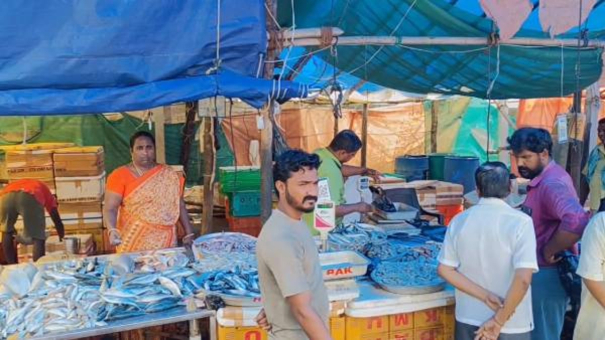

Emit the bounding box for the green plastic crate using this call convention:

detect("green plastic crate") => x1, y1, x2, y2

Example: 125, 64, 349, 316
219, 166, 261, 193
227, 190, 261, 217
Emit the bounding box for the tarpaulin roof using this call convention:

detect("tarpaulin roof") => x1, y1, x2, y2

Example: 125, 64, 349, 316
0, 0, 306, 116
277, 0, 605, 99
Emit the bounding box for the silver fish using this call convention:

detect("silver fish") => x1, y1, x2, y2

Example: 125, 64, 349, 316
159, 277, 182, 297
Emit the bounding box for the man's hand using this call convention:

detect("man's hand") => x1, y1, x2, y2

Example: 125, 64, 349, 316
56, 224, 65, 241
364, 168, 382, 182
474, 318, 502, 340
355, 202, 374, 214
255, 309, 271, 331
483, 292, 504, 312
542, 247, 562, 265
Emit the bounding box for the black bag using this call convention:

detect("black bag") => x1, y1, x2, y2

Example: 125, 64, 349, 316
557, 251, 582, 313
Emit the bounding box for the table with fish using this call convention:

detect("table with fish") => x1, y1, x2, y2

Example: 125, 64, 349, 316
0, 249, 220, 340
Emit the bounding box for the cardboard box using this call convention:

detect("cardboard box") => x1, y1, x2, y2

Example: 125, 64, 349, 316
53, 146, 105, 177
6, 150, 54, 168
390, 312, 414, 332
7, 166, 54, 179
346, 316, 389, 338
55, 173, 106, 203
402, 181, 463, 212
58, 201, 103, 220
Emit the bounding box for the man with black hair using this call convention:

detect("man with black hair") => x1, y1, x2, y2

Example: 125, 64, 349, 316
584, 117, 605, 213
256, 149, 331, 340
304, 130, 380, 233
438, 162, 537, 340
508, 127, 589, 340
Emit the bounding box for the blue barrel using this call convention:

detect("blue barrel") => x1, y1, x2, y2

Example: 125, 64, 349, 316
395, 155, 429, 182
444, 156, 480, 194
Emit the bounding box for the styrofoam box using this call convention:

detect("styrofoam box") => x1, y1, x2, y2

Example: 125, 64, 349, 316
55, 172, 106, 202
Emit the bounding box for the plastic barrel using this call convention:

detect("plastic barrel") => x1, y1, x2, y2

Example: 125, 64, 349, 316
444, 156, 480, 194
428, 153, 452, 181
395, 155, 429, 181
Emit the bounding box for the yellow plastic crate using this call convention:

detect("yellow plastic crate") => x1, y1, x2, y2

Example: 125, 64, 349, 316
414, 307, 444, 330
330, 316, 346, 340
414, 326, 444, 340
217, 326, 267, 340
444, 305, 455, 334
390, 329, 414, 340
359, 332, 389, 340
346, 316, 389, 338
389, 312, 414, 332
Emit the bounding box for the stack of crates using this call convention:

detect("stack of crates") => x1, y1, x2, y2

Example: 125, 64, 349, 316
219, 166, 262, 236
53, 146, 106, 253
344, 305, 455, 340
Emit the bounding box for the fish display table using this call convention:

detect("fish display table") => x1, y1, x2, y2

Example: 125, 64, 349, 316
29, 308, 217, 340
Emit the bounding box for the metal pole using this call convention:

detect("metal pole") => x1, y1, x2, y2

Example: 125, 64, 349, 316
285, 36, 605, 48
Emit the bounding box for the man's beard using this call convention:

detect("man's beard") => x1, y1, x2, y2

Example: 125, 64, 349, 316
518, 164, 544, 180
285, 190, 317, 214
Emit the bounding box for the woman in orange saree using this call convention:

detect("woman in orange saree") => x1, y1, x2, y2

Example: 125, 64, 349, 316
103, 131, 194, 253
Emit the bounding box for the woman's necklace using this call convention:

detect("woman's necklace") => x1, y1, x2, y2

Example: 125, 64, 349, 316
132, 162, 150, 177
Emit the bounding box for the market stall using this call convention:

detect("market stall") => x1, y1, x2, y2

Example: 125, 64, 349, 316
190, 226, 455, 340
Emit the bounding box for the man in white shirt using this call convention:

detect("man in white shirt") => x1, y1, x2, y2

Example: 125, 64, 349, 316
438, 162, 538, 340
574, 213, 605, 340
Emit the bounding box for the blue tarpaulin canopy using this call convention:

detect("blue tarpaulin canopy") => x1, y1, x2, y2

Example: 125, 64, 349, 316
277, 0, 605, 99
0, 0, 307, 115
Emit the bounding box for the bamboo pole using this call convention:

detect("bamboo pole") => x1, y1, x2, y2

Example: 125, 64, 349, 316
260, 0, 278, 223
201, 116, 215, 235
430, 102, 438, 154
155, 108, 167, 164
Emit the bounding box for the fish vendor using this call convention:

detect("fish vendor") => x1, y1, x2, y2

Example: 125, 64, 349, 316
304, 130, 381, 234
104, 131, 195, 253
256, 150, 331, 340
0, 179, 65, 263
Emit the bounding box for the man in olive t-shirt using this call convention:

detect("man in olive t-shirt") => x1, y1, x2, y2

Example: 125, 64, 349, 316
303, 130, 380, 234
256, 150, 331, 340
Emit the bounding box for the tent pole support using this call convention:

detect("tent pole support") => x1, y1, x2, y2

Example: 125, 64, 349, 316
260, 0, 279, 224
361, 103, 369, 168
285, 35, 605, 48
155, 107, 167, 164
201, 114, 215, 235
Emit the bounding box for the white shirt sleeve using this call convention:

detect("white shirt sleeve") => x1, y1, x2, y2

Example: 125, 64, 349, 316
577, 214, 605, 282
438, 223, 460, 268
512, 218, 539, 272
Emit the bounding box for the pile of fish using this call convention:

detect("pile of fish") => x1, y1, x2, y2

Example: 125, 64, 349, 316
194, 232, 257, 254
0, 252, 201, 339
366, 240, 442, 261
191, 253, 256, 273
194, 266, 261, 298
328, 223, 388, 253
371, 257, 443, 288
